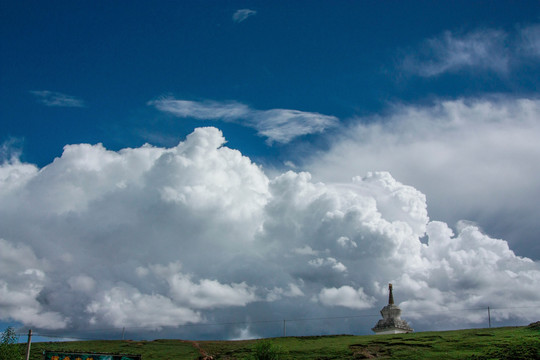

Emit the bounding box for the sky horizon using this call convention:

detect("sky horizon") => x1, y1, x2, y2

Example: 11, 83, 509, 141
1, 1, 540, 341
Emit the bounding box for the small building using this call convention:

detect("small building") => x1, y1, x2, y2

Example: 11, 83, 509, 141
372, 283, 413, 335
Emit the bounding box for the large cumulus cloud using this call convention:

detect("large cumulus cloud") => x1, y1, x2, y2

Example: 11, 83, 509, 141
307, 97, 540, 260
0, 126, 539, 339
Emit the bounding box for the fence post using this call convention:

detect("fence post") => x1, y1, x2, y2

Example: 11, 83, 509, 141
25, 329, 32, 360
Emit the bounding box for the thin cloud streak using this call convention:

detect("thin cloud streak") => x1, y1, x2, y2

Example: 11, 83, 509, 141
30, 90, 85, 107
402, 29, 509, 76
402, 24, 540, 77
149, 98, 339, 144
233, 9, 257, 23
519, 24, 540, 58
151, 99, 250, 120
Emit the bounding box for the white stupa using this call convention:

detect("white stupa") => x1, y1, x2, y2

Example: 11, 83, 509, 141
372, 283, 413, 335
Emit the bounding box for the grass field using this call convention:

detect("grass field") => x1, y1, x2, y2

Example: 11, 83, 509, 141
15, 323, 540, 360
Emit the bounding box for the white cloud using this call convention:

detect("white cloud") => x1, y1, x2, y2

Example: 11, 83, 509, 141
0, 159, 36, 188
266, 283, 304, 301
519, 24, 540, 58
149, 98, 338, 144
144, 262, 258, 309
307, 97, 540, 259
151, 99, 250, 120
0, 149, 38, 197
233, 9, 257, 23
285, 283, 304, 297
0, 239, 67, 329
337, 236, 357, 249
403, 29, 508, 76
283, 160, 297, 169
68, 275, 96, 293
403, 24, 540, 77
229, 326, 261, 341
293, 245, 319, 256
0, 126, 539, 338
308, 257, 347, 273
229, 326, 259, 340
398, 221, 540, 325
253, 109, 338, 144
30, 90, 85, 107
87, 286, 202, 329
318, 286, 375, 310
1, 138, 24, 164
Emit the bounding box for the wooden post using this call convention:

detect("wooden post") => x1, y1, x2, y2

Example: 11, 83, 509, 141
488, 307, 491, 328
25, 329, 32, 360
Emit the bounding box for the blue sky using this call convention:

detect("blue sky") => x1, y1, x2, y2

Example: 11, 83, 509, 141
1, 1, 540, 341
3, 1, 538, 166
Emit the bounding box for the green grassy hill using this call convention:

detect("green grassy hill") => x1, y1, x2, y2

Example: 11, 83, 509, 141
17, 323, 540, 360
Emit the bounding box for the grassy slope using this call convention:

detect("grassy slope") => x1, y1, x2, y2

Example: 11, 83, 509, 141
200, 325, 540, 359
24, 339, 200, 360
19, 325, 540, 360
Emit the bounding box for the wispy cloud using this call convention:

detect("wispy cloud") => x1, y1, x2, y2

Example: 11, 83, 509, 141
402, 29, 509, 77
403, 24, 540, 77
152, 99, 250, 120
233, 9, 257, 23
251, 108, 339, 144
30, 90, 85, 107
519, 24, 540, 58
1, 137, 24, 163
149, 98, 338, 144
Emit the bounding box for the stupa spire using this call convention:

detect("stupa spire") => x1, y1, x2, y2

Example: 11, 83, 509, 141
388, 283, 394, 305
